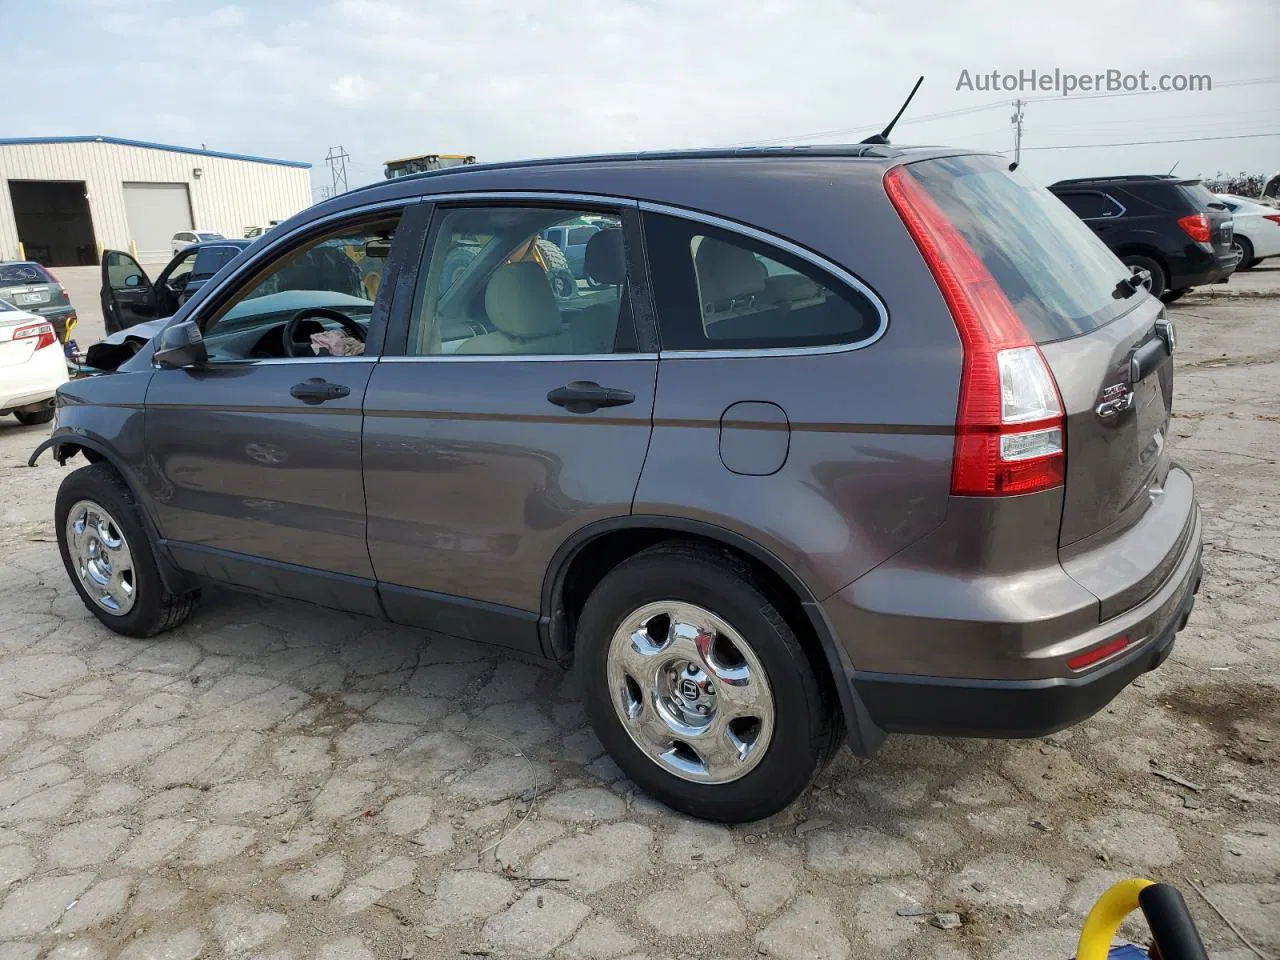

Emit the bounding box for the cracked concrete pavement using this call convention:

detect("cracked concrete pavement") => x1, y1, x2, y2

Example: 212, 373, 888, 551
0, 267, 1276, 959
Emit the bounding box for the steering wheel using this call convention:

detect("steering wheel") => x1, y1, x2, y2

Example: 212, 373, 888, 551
281, 308, 366, 358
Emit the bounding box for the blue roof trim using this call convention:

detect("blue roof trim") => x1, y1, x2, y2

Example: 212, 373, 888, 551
0, 136, 311, 169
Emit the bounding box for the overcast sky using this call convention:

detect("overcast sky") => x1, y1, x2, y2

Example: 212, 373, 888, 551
8, 0, 1279, 196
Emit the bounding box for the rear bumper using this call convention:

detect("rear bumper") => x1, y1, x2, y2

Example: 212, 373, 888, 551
1172, 251, 1238, 288
846, 506, 1202, 738
0, 345, 68, 412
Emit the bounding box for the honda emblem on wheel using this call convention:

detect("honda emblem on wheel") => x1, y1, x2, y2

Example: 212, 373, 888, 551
680, 677, 701, 701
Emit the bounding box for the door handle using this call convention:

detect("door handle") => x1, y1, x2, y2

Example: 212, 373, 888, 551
546, 380, 635, 414
290, 378, 351, 405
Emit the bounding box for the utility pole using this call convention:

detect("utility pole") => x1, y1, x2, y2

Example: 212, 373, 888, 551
1011, 99, 1025, 165
325, 145, 350, 195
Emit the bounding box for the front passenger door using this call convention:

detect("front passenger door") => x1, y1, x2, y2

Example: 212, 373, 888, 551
142, 211, 408, 616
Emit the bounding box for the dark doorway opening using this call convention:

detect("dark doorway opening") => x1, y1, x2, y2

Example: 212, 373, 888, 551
8, 179, 99, 267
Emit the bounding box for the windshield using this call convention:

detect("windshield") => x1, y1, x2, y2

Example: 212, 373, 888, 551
196, 232, 224, 241
908, 154, 1135, 343
0, 263, 51, 286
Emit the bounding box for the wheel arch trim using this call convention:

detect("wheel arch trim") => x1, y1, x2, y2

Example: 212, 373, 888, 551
30, 435, 197, 594
541, 515, 886, 756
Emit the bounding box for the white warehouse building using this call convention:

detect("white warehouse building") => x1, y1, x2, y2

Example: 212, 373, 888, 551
0, 136, 313, 266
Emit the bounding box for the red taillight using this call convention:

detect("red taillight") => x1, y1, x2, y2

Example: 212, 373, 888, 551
14, 321, 57, 351
1067, 635, 1131, 671
1264, 214, 1280, 227
884, 165, 1065, 497
1176, 213, 1211, 243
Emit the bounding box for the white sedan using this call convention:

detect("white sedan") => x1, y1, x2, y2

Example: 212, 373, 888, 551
1217, 194, 1280, 270
0, 300, 67, 425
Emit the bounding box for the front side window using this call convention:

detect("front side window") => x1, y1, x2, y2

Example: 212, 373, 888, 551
104, 251, 146, 291
197, 216, 399, 362
643, 213, 882, 351
406, 206, 631, 357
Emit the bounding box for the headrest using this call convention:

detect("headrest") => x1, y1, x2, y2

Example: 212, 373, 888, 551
694, 237, 767, 306
484, 262, 564, 339
584, 228, 627, 286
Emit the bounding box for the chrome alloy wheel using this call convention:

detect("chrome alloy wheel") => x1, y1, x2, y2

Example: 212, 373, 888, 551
606, 601, 775, 784
65, 499, 137, 615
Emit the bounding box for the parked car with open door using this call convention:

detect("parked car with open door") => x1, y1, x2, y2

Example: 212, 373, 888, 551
101, 240, 252, 334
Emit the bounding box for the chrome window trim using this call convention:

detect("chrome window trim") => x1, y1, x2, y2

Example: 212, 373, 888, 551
1070, 191, 1127, 221
637, 200, 889, 358
155, 356, 379, 369
379, 353, 658, 364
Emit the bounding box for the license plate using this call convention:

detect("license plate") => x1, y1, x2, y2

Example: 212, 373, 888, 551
17, 292, 46, 305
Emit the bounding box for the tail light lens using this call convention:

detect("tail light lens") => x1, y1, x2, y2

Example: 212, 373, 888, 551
1176, 213, 1211, 243
884, 165, 1065, 497
1263, 214, 1280, 227
14, 321, 57, 351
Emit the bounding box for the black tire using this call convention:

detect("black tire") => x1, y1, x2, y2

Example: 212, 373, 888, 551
575, 542, 837, 823
1160, 288, 1187, 304
1122, 254, 1167, 299
1232, 236, 1255, 271
1246, 258, 1262, 270
55, 463, 199, 638
14, 408, 54, 426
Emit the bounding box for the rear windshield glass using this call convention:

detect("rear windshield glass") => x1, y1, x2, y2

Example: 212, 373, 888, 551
908, 155, 1134, 343
0, 263, 51, 286
1179, 182, 1228, 209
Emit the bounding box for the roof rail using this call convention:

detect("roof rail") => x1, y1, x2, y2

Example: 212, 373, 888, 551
343, 143, 902, 197
1051, 174, 1191, 187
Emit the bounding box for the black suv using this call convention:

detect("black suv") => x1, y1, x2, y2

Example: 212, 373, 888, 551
1050, 175, 1237, 301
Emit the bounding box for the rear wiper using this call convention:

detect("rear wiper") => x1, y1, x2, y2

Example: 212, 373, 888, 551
1113, 271, 1147, 299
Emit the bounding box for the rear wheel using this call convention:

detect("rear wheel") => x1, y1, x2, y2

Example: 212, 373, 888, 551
1232, 236, 1255, 270
55, 463, 199, 638
1160, 288, 1187, 304
575, 543, 836, 822
1122, 254, 1167, 299
14, 408, 54, 426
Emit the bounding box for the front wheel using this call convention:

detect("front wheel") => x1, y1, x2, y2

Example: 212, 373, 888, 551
55, 463, 199, 638
575, 543, 837, 822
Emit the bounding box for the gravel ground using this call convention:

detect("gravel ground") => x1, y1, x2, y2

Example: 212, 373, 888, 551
0, 267, 1276, 960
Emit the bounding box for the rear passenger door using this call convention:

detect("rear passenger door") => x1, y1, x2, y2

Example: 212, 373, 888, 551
634, 209, 943, 596
363, 199, 657, 654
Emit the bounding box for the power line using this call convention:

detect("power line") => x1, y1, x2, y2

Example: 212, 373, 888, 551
1020, 131, 1280, 152
723, 76, 1279, 149
1020, 74, 1279, 104
718, 99, 1008, 148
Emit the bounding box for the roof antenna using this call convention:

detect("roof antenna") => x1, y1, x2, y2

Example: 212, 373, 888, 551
1167, 160, 1179, 176
861, 76, 924, 145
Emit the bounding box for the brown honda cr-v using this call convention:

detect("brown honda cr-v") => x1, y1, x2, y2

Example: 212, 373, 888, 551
33, 146, 1201, 823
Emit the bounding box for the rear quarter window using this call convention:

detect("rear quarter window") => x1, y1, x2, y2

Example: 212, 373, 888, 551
642, 212, 884, 352
908, 155, 1133, 343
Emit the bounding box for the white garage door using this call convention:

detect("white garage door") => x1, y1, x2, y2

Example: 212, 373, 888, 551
122, 182, 193, 261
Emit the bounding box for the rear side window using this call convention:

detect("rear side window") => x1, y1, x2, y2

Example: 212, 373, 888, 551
643, 213, 883, 351
1057, 191, 1123, 220
908, 155, 1132, 343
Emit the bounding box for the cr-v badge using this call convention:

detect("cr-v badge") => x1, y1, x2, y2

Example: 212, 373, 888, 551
1096, 382, 1135, 421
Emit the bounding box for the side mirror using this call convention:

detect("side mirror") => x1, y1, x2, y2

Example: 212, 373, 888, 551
124, 274, 144, 288
153, 320, 208, 369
